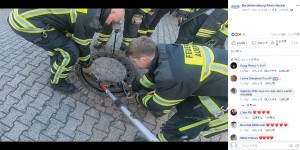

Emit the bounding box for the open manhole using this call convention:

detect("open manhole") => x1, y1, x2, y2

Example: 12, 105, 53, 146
76, 51, 140, 96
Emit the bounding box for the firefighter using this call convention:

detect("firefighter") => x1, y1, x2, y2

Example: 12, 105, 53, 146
120, 8, 154, 51
175, 8, 228, 49
137, 9, 176, 37
125, 36, 228, 142
8, 9, 124, 93
93, 21, 113, 49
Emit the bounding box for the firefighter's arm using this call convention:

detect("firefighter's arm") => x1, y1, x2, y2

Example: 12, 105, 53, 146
132, 74, 155, 92
73, 10, 98, 68
135, 80, 192, 117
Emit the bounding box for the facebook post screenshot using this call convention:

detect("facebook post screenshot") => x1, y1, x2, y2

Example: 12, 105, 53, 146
229, 0, 300, 149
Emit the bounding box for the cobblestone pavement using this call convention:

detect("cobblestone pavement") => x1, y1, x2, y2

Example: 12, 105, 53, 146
0, 9, 227, 142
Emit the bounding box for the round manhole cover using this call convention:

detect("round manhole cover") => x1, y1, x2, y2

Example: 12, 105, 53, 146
76, 51, 140, 96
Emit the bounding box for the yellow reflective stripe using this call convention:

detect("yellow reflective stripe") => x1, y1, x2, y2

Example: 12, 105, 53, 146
223, 8, 228, 11
179, 8, 193, 13
153, 93, 184, 106
211, 62, 228, 76
79, 54, 90, 61
73, 37, 92, 46
139, 75, 154, 88
140, 8, 151, 13
138, 29, 147, 34
13, 9, 36, 28
98, 37, 110, 42
123, 38, 135, 42
76, 8, 88, 14
9, 11, 55, 33
59, 73, 68, 78
20, 9, 70, 19
53, 61, 59, 70
147, 29, 154, 33
200, 124, 228, 137
163, 110, 171, 114
179, 118, 211, 132
50, 68, 55, 74
64, 66, 73, 72
200, 46, 214, 81
219, 21, 228, 35
48, 51, 54, 56
208, 113, 228, 128
199, 28, 216, 34
142, 95, 152, 107
199, 96, 221, 116
51, 48, 70, 84
158, 132, 168, 142
70, 9, 77, 23
99, 33, 111, 38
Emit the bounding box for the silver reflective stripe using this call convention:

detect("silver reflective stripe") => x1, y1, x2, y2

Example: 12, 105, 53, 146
208, 113, 228, 127
211, 63, 228, 74
13, 9, 35, 28
205, 9, 215, 15
20, 9, 70, 18
201, 46, 213, 79
139, 75, 154, 88
70, 9, 77, 23
200, 96, 221, 116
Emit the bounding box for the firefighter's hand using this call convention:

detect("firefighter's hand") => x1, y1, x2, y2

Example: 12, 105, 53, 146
177, 16, 186, 24
132, 80, 144, 92
135, 90, 146, 104
147, 11, 155, 16
132, 13, 143, 25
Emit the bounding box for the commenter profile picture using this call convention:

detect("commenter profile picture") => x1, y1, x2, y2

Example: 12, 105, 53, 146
231, 75, 237, 82
230, 88, 237, 94
230, 62, 237, 69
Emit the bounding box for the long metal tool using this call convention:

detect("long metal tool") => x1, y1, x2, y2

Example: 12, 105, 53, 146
99, 81, 159, 142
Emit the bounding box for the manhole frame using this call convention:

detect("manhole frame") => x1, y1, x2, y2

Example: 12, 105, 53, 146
76, 51, 140, 96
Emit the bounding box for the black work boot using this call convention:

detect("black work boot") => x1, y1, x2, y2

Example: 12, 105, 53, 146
120, 43, 127, 51
50, 79, 77, 94
94, 41, 106, 49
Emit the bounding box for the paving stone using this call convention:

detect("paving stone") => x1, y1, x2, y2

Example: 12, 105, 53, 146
18, 106, 40, 126
29, 93, 51, 111
23, 120, 47, 141
0, 107, 23, 127
0, 95, 19, 114
10, 83, 30, 100
39, 134, 54, 141
94, 112, 114, 133
4, 121, 29, 141
0, 85, 14, 103
40, 86, 53, 97
17, 58, 33, 68
77, 115, 98, 136
0, 75, 11, 90
103, 126, 124, 141
73, 131, 91, 141
85, 108, 100, 119
35, 106, 57, 124
119, 124, 138, 141
35, 71, 51, 85
19, 135, 34, 142
4, 66, 22, 78
0, 68, 9, 78
89, 128, 108, 141
1, 136, 13, 141
56, 132, 73, 141
42, 118, 64, 139
32, 63, 48, 75
54, 103, 73, 123
0, 122, 10, 137
111, 120, 126, 131
69, 101, 89, 121
142, 111, 156, 125
22, 73, 40, 87
7, 74, 26, 88
3, 59, 19, 70
45, 91, 66, 109
60, 117, 81, 138
26, 82, 45, 98
13, 94, 35, 112
62, 97, 76, 107
19, 64, 36, 76
29, 56, 45, 67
